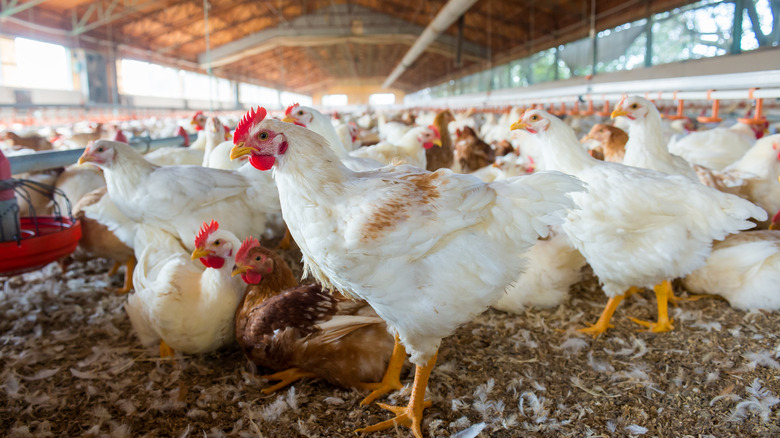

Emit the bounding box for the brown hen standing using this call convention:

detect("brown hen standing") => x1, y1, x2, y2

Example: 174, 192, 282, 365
454, 126, 496, 173
232, 238, 395, 394
426, 110, 455, 171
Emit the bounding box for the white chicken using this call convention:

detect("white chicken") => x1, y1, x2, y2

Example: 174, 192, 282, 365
668, 121, 757, 171
202, 115, 242, 170
512, 109, 766, 337
612, 96, 698, 180
125, 220, 245, 356
348, 125, 441, 169
682, 229, 780, 311
229, 107, 584, 438
282, 104, 382, 171
52, 163, 105, 216
77, 140, 276, 253
493, 226, 587, 313
716, 134, 780, 227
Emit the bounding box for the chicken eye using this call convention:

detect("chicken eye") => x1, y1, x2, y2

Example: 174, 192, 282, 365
530, 115, 539, 121
630, 103, 639, 109
297, 110, 304, 116
214, 239, 221, 245
96, 146, 105, 152
255, 256, 261, 261
258, 131, 269, 140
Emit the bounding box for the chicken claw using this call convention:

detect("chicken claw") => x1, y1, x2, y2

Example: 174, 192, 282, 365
260, 368, 317, 394
357, 352, 437, 438
360, 336, 406, 405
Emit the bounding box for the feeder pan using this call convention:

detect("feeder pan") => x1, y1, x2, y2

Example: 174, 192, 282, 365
0, 216, 81, 276
1, 150, 82, 276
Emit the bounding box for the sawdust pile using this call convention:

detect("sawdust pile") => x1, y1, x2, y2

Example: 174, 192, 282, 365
2, 256, 779, 437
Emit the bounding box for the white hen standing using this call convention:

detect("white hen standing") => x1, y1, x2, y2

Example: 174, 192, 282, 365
612, 96, 698, 180
512, 109, 766, 337
230, 107, 584, 438
78, 140, 275, 252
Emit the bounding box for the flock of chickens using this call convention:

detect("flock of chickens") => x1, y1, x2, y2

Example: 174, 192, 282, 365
4, 96, 780, 438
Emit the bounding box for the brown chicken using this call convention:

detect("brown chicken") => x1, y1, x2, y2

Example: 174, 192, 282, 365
3, 132, 53, 151
426, 110, 455, 171
231, 237, 395, 394
492, 139, 515, 157
73, 187, 135, 294
581, 123, 628, 163
454, 126, 496, 173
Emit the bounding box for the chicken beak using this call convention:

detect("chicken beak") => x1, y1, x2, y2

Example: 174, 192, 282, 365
611, 108, 629, 119
190, 120, 198, 126
432, 138, 442, 147
231, 264, 249, 277
191, 248, 210, 261
77, 148, 92, 165
282, 115, 296, 124
510, 120, 528, 131
230, 143, 252, 160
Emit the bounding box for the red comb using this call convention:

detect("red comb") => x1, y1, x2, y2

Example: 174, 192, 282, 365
192, 111, 204, 120
285, 103, 300, 116
773, 209, 780, 225
428, 125, 440, 139
195, 220, 219, 249
236, 235, 262, 263
233, 107, 267, 145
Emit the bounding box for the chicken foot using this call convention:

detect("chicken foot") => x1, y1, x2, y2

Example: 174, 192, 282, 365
630, 280, 675, 333
356, 351, 437, 438
360, 335, 406, 405
578, 286, 639, 337
260, 368, 317, 394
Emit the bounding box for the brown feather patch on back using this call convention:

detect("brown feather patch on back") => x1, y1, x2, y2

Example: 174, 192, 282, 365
362, 172, 440, 242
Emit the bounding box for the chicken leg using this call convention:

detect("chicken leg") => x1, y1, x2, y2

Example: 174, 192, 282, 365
260, 368, 317, 394
630, 280, 675, 333
578, 286, 639, 337
356, 352, 437, 438
114, 257, 136, 295
360, 336, 406, 405
159, 340, 175, 358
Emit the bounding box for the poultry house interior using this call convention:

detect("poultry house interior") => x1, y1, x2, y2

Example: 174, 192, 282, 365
2, 1, 780, 437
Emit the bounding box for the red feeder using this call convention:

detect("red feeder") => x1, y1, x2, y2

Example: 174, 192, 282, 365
0, 150, 82, 276
0, 217, 82, 276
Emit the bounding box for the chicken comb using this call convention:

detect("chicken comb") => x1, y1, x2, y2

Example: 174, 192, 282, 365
192, 111, 204, 120
428, 125, 440, 139
233, 106, 267, 145
236, 236, 262, 263
195, 220, 219, 249
772, 209, 780, 226
285, 103, 300, 116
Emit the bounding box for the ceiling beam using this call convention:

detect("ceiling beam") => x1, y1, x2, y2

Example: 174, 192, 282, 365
69, 0, 163, 36
0, 0, 50, 18
198, 4, 488, 68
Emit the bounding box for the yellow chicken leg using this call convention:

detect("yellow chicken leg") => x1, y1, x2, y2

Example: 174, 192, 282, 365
277, 228, 293, 250
578, 286, 638, 337
107, 260, 121, 276
356, 351, 437, 438
114, 257, 136, 295
360, 336, 406, 405
159, 340, 175, 358
630, 280, 675, 333
260, 368, 317, 394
